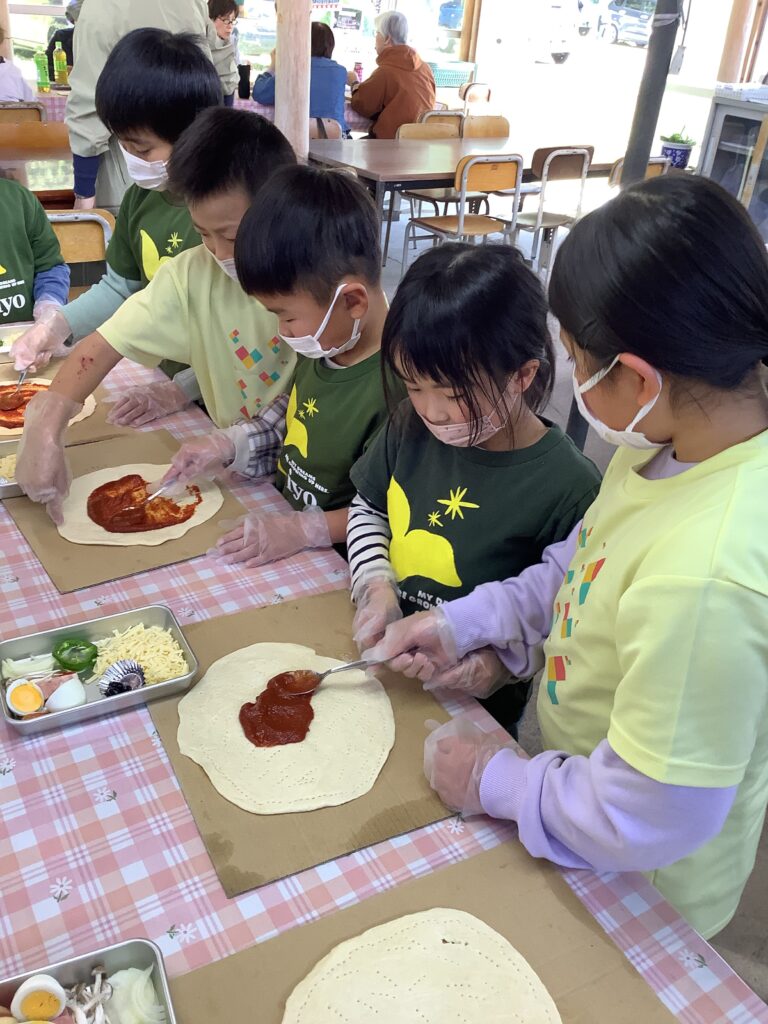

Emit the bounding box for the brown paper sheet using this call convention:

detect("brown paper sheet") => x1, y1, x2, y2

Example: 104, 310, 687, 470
150, 592, 452, 897
169, 840, 675, 1023
3, 429, 244, 592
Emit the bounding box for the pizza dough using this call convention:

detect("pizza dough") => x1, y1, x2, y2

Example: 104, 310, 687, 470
57, 463, 223, 546
282, 909, 562, 1024
0, 379, 95, 437
177, 642, 395, 814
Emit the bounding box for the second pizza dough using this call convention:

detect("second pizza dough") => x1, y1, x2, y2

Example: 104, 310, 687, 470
0, 379, 95, 437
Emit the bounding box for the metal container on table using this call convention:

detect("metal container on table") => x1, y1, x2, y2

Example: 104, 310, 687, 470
0, 321, 32, 363
0, 938, 178, 1024
0, 604, 198, 735
0, 438, 21, 499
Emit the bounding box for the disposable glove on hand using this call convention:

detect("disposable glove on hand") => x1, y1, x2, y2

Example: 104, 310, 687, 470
363, 606, 459, 681
12, 305, 71, 372
424, 716, 506, 818
424, 648, 509, 699
106, 380, 191, 427
15, 390, 83, 524
162, 432, 236, 485
210, 506, 332, 568
352, 574, 403, 654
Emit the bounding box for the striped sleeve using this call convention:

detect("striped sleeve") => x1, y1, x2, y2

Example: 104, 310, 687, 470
347, 492, 394, 601
229, 393, 289, 480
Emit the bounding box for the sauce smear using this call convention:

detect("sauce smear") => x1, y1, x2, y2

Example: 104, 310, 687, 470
0, 382, 48, 427
87, 473, 202, 533
239, 670, 320, 747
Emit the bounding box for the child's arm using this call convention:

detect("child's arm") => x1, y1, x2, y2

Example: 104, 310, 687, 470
347, 493, 402, 653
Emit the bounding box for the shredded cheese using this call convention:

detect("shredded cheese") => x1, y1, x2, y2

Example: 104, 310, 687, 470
0, 453, 17, 481
93, 623, 189, 685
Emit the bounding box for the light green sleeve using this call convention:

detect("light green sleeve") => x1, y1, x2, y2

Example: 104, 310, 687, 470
609, 574, 768, 788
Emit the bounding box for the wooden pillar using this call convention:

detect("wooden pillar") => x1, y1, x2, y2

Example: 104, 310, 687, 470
0, 0, 12, 61
459, 0, 482, 64
275, 0, 312, 162
718, 0, 758, 81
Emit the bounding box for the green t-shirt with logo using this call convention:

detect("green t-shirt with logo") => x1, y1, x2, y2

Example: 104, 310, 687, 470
106, 185, 200, 287
277, 352, 403, 512
351, 401, 602, 613
0, 178, 64, 325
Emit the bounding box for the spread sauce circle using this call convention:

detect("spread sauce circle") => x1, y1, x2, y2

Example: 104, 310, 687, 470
239, 670, 320, 747
0, 382, 48, 427
86, 473, 202, 533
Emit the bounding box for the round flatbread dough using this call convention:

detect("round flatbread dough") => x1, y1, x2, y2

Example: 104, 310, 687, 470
283, 909, 562, 1024
178, 642, 395, 814
56, 463, 223, 546
0, 378, 95, 437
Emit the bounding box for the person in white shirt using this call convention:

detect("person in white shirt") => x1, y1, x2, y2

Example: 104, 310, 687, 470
0, 25, 34, 102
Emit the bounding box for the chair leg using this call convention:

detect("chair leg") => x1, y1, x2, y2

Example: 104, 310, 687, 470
382, 188, 395, 267
401, 221, 414, 279
539, 228, 556, 283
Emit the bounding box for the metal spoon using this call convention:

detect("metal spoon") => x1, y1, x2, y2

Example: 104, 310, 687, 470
288, 658, 384, 695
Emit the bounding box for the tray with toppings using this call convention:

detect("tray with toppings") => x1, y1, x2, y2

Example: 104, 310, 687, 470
0, 937, 177, 1024
0, 439, 21, 499
0, 322, 31, 364
0, 605, 198, 735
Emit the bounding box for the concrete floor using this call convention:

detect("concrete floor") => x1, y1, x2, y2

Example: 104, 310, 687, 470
378, 203, 768, 1001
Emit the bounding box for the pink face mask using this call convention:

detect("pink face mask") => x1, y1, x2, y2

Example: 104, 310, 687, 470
418, 382, 517, 448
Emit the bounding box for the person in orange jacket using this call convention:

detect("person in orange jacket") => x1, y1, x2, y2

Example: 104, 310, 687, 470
349, 11, 435, 140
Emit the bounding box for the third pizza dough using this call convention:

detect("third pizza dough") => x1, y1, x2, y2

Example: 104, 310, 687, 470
282, 909, 562, 1024
177, 642, 395, 814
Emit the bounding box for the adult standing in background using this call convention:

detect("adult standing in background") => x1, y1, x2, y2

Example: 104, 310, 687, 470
66, 0, 218, 212
45, 0, 79, 80
349, 11, 435, 140
207, 0, 239, 107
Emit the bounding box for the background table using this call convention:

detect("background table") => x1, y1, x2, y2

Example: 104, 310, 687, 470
234, 94, 370, 133
1, 360, 767, 1023
36, 90, 68, 123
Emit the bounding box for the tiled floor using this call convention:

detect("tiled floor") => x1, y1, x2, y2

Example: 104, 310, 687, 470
379, 201, 768, 1000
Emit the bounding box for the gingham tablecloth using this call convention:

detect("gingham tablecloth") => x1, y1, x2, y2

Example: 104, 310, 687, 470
37, 91, 68, 123
1, 362, 766, 1023
234, 95, 371, 133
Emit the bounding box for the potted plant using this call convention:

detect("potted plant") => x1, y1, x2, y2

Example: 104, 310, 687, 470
660, 129, 696, 170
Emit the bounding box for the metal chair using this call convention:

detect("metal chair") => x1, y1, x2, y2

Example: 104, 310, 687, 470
459, 82, 491, 113
514, 147, 593, 282
419, 109, 464, 134
608, 155, 671, 188
47, 210, 116, 300
400, 153, 523, 279
462, 115, 510, 139
308, 117, 343, 140
0, 101, 46, 124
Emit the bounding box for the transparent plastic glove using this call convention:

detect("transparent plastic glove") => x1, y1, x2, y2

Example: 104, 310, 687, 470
211, 506, 332, 568
106, 380, 191, 427
163, 432, 236, 485
15, 390, 83, 524
424, 716, 506, 818
11, 305, 71, 372
424, 648, 508, 699
352, 574, 403, 654
363, 606, 459, 682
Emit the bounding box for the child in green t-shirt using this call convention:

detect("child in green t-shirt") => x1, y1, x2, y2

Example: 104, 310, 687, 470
0, 178, 69, 327
160, 163, 398, 569
346, 243, 601, 727
11, 26, 221, 400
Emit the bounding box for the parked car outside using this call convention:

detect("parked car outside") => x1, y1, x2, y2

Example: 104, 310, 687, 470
603, 0, 657, 46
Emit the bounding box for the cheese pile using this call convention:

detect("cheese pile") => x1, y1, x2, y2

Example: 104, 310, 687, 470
93, 624, 188, 685
0, 453, 17, 481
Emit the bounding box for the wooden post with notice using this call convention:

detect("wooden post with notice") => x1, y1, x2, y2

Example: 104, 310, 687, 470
0, 0, 13, 61
275, 0, 312, 161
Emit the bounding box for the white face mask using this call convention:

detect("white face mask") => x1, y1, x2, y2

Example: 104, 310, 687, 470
214, 255, 239, 280
118, 144, 168, 191
572, 354, 662, 450
278, 283, 362, 360
419, 381, 517, 448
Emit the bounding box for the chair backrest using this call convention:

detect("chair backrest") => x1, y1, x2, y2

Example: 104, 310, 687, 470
308, 117, 343, 140
397, 121, 460, 140
0, 121, 69, 150
420, 109, 464, 134
462, 115, 509, 139
453, 153, 523, 236
608, 155, 672, 188
459, 82, 491, 107
47, 210, 116, 263
530, 145, 594, 181
0, 101, 46, 124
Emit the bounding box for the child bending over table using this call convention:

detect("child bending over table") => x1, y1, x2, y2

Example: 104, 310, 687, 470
346, 244, 601, 731
12, 27, 221, 398
16, 108, 297, 523
161, 163, 401, 569
368, 175, 768, 940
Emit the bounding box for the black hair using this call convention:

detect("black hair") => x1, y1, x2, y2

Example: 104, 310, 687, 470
383, 244, 554, 437
168, 108, 296, 202
95, 29, 222, 144
549, 174, 768, 391
311, 22, 335, 59
235, 164, 381, 299
208, 0, 238, 19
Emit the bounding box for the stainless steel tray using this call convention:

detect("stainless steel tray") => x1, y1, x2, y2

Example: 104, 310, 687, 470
0, 438, 21, 499
0, 320, 32, 363
0, 938, 177, 1024
0, 604, 198, 735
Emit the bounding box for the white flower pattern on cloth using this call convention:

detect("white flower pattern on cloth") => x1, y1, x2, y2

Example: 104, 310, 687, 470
167, 923, 198, 944
677, 948, 707, 969
50, 876, 73, 902
94, 787, 117, 803
447, 815, 465, 835
0, 755, 16, 775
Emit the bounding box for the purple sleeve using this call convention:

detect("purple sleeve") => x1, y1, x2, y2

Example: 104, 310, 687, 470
479, 739, 736, 873
33, 264, 70, 307
442, 525, 579, 678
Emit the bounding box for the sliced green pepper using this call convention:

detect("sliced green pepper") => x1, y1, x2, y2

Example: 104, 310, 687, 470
52, 638, 98, 672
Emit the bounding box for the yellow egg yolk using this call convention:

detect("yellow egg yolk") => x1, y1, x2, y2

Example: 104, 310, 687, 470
21, 990, 62, 1018
10, 684, 43, 714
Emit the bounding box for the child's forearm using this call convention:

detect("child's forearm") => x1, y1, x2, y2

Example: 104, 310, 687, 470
325, 507, 350, 545
346, 493, 392, 599
49, 331, 123, 406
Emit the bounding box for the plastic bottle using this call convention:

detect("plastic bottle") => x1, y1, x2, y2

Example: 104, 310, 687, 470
53, 41, 69, 87
34, 49, 50, 93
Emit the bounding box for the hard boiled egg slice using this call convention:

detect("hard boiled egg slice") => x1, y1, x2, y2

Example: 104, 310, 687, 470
45, 674, 86, 713
6, 679, 45, 716
10, 975, 67, 1020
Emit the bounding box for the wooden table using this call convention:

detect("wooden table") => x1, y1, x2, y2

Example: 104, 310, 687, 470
0, 145, 74, 208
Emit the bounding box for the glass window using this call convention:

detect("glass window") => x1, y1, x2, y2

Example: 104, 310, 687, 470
9, 4, 69, 86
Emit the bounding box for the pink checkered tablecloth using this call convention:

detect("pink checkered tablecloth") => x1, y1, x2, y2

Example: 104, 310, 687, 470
37, 91, 68, 122
234, 94, 371, 133
1, 362, 766, 1023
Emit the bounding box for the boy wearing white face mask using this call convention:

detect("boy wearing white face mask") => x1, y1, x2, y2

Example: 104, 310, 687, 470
162, 165, 400, 568
345, 244, 600, 728
11, 29, 222, 385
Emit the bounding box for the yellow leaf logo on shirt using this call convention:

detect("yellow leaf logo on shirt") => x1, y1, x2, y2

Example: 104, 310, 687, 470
0, 264, 6, 275
388, 476, 462, 588
140, 230, 173, 281
283, 385, 309, 458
